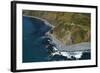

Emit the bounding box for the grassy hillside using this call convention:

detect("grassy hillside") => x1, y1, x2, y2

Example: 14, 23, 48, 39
23, 10, 91, 45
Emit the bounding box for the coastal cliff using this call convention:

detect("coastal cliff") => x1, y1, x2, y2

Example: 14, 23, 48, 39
23, 10, 91, 45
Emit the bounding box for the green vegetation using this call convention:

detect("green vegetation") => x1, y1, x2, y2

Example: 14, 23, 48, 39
23, 10, 91, 45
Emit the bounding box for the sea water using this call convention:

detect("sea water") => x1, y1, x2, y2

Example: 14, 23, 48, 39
23, 16, 91, 63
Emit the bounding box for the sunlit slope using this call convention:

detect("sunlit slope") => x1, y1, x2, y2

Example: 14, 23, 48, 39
23, 10, 91, 45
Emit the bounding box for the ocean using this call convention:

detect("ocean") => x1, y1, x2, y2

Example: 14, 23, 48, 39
23, 16, 91, 63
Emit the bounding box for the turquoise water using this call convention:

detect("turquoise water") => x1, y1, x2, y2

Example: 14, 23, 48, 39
23, 16, 91, 63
